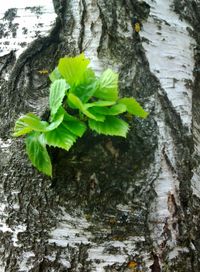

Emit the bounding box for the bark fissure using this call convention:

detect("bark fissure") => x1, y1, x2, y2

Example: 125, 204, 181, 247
0, 0, 200, 271
96, 2, 107, 56
78, 0, 86, 53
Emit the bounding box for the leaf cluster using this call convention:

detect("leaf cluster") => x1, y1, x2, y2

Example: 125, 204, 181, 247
13, 54, 148, 176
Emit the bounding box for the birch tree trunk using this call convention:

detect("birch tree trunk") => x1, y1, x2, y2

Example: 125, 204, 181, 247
0, 0, 199, 271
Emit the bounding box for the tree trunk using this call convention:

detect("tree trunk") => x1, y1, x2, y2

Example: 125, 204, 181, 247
0, 0, 200, 271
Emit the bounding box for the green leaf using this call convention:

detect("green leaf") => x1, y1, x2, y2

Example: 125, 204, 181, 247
13, 121, 33, 137
89, 116, 129, 137
46, 109, 64, 131
71, 68, 97, 103
26, 132, 52, 176
13, 113, 48, 137
58, 53, 90, 86
49, 67, 62, 82
44, 124, 77, 151
63, 113, 87, 137
49, 79, 69, 116
85, 100, 115, 108
94, 69, 118, 101
118, 97, 148, 118
67, 93, 85, 111
67, 93, 105, 121
90, 103, 127, 116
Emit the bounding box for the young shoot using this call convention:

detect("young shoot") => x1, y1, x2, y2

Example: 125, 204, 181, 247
13, 54, 148, 176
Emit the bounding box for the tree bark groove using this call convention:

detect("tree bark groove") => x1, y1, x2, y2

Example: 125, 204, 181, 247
0, 0, 200, 271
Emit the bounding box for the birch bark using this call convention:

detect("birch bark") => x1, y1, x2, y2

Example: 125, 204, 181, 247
0, 0, 199, 271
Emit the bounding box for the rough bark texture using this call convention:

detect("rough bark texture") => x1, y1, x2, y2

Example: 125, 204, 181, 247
0, 0, 199, 271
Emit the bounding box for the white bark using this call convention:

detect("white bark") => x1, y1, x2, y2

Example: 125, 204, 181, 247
0, 0, 56, 59
141, 0, 195, 262
0, 0, 199, 271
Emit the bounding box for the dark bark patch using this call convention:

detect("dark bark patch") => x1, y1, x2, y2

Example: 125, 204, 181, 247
150, 253, 161, 272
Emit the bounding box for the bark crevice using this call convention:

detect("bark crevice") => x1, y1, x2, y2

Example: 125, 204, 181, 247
0, 0, 200, 271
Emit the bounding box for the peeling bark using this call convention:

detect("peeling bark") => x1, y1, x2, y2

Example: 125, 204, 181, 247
0, 0, 200, 271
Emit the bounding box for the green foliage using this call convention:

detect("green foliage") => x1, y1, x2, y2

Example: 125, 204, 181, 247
89, 116, 129, 138
43, 122, 77, 151
13, 54, 148, 176
13, 113, 49, 136
26, 132, 52, 176
49, 79, 69, 117
118, 97, 148, 118
94, 69, 118, 101
58, 53, 90, 86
